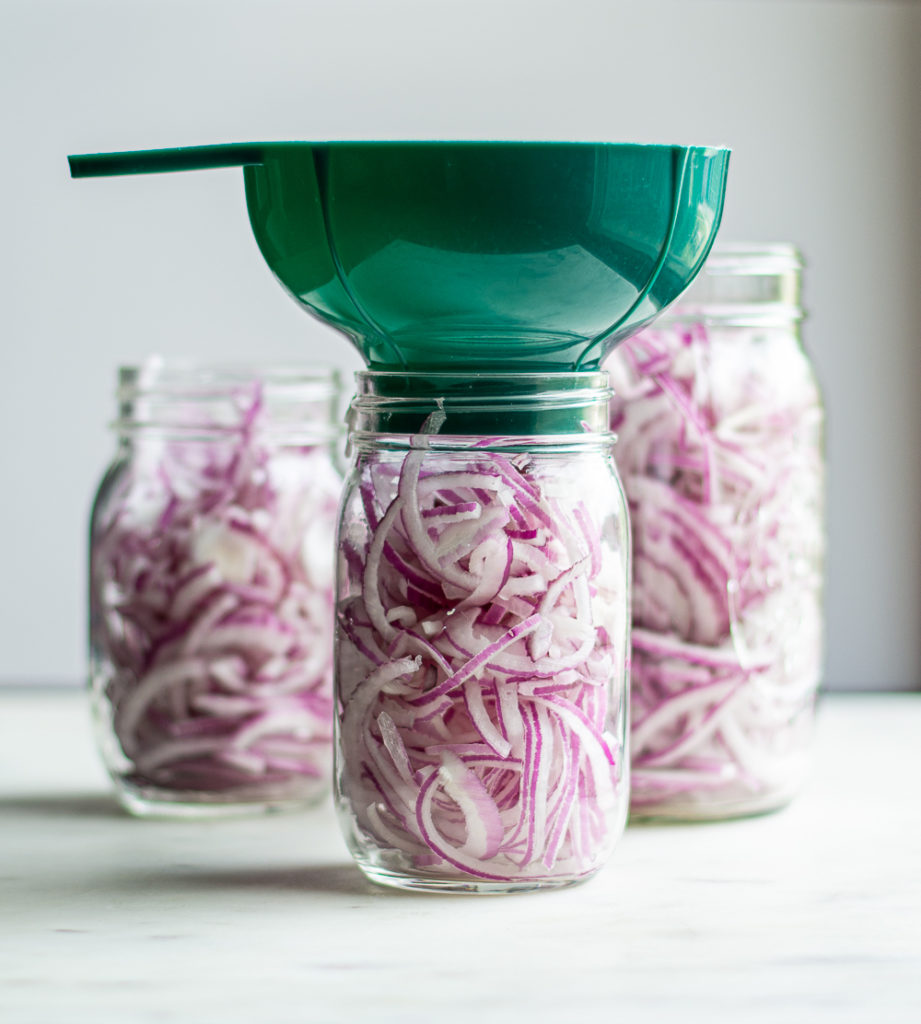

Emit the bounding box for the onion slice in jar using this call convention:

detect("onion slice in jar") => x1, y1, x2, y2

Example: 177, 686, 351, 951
90, 377, 341, 797
337, 440, 626, 882
607, 323, 824, 815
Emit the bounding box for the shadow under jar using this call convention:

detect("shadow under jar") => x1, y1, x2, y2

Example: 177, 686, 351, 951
606, 244, 825, 821
89, 362, 342, 817
334, 372, 631, 893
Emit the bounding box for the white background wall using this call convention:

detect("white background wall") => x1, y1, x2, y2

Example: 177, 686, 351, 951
1, 0, 918, 690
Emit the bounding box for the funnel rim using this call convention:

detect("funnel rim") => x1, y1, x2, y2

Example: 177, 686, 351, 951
263, 140, 730, 152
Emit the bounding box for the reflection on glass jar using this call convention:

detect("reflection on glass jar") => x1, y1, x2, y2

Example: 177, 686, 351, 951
334, 372, 630, 892
607, 245, 825, 820
89, 361, 342, 816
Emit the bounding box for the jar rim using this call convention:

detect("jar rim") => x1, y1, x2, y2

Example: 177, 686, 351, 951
704, 242, 803, 274
354, 369, 610, 387
655, 242, 803, 325
117, 359, 342, 398
350, 369, 612, 436
112, 359, 342, 444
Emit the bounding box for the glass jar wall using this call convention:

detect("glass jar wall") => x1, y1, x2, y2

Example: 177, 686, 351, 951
606, 245, 825, 820
334, 372, 631, 892
88, 362, 342, 816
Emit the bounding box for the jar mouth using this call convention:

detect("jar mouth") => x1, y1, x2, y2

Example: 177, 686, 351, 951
705, 243, 802, 274
113, 359, 342, 444
660, 242, 803, 325
117, 359, 341, 400
350, 370, 613, 436
356, 369, 609, 384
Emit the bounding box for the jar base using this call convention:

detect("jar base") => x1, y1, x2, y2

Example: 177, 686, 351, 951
354, 860, 596, 895
114, 777, 326, 819
628, 785, 801, 824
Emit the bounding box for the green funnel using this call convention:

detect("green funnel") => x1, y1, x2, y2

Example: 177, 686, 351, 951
69, 142, 729, 372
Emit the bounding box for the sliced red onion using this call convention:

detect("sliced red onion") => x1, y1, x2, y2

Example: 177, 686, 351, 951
90, 377, 341, 802
607, 322, 824, 817
336, 444, 627, 883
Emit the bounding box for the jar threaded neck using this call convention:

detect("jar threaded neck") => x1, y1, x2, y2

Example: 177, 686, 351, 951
349, 370, 613, 437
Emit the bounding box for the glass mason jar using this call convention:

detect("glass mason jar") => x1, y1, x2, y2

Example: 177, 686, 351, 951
88, 362, 343, 817
334, 371, 631, 893
606, 244, 825, 820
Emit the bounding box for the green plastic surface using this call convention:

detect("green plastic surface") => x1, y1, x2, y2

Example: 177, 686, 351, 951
69, 142, 730, 372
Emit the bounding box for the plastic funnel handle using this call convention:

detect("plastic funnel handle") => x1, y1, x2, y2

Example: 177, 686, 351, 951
68, 143, 265, 178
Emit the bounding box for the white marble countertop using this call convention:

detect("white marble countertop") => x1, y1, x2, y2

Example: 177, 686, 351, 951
1, 690, 919, 1023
